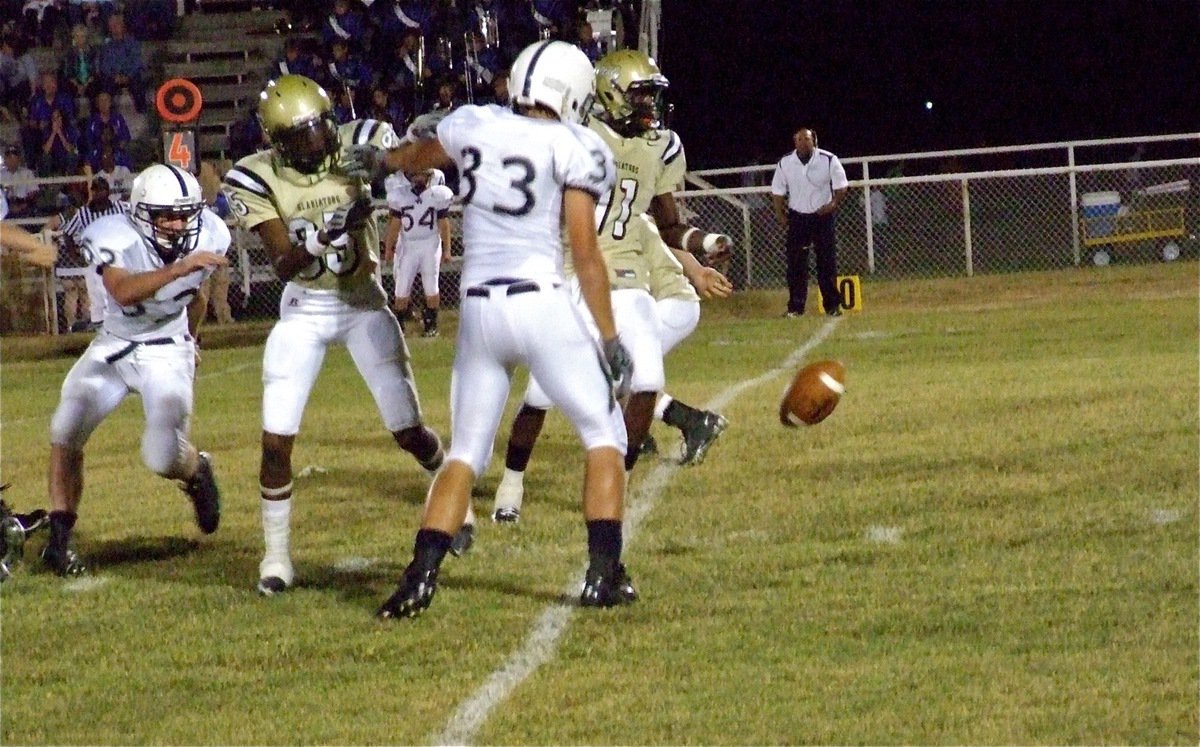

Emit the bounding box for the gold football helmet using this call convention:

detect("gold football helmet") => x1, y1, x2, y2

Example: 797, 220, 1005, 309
594, 49, 669, 136
258, 75, 340, 177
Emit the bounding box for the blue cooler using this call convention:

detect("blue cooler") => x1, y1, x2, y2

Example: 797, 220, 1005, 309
1081, 191, 1121, 238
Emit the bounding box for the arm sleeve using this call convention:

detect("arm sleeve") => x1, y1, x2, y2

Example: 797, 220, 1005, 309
770, 163, 788, 196
830, 156, 849, 190
222, 163, 278, 230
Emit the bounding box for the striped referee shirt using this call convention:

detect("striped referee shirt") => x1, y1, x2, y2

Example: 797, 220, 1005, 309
770, 148, 848, 215
61, 199, 130, 242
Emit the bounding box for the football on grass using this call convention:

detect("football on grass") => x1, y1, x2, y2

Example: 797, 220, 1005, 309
780, 360, 846, 426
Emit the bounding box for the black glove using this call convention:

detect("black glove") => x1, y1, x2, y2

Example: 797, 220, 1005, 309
601, 336, 633, 400
338, 144, 388, 184
323, 197, 375, 243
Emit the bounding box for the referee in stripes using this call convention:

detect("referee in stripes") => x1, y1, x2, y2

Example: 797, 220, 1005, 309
60, 176, 129, 330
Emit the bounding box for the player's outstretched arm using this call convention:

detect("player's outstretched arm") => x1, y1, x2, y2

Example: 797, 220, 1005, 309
1, 221, 57, 268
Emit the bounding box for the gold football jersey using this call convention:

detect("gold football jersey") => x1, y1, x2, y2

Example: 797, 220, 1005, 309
582, 118, 687, 290
223, 119, 398, 305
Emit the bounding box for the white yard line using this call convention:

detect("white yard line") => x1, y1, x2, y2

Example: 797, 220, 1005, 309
433, 318, 841, 746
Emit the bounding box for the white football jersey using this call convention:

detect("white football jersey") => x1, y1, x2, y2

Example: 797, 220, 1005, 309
436, 105, 615, 288
0, 190, 8, 220
384, 172, 452, 251
82, 208, 230, 341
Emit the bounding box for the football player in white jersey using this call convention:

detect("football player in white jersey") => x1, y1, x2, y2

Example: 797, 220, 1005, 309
343, 40, 637, 617
222, 74, 447, 596
42, 164, 229, 576
489, 49, 735, 524
381, 167, 454, 337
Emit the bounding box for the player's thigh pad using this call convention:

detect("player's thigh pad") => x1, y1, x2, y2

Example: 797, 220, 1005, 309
393, 250, 418, 299
49, 337, 133, 449
418, 243, 441, 296
657, 297, 701, 354
134, 342, 196, 475
345, 307, 424, 432
444, 295, 524, 475
524, 289, 627, 454
612, 288, 665, 393
261, 311, 331, 435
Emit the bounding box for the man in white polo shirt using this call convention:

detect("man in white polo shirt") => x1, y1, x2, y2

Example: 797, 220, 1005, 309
771, 127, 848, 317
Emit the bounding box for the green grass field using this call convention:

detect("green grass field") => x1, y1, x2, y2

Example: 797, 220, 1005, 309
1, 263, 1196, 745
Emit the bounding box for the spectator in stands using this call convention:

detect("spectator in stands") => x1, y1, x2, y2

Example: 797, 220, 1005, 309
0, 145, 40, 217
60, 24, 100, 104
384, 28, 430, 111
268, 36, 321, 83
96, 13, 146, 114
321, 0, 367, 51
364, 84, 406, 129
428, 77, 459, 113
69, 0, 116, 36
490, 66, 509, 106
94, 146, 132, 199
376, 0, 435, 47
83, 90, 130, 169
24, 71, 77, 168
574, 19, 602, 62
0, 33, 37, 121
462, 29, 505, 104
323, 38, 374, 114
227, 108, 265, 162
23, 0, 63, 47
39, 108, 82, 176
121, 0, 177, 41
515, 0, 576, 45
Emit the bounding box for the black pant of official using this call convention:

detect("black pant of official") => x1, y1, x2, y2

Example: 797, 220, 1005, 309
785, 210, 841, 315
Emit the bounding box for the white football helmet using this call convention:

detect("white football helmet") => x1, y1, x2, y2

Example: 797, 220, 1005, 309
130, 164, 205, 262
509, 40, 595, 125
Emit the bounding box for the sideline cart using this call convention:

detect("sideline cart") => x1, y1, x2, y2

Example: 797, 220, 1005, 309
1081, 181, 1191, 266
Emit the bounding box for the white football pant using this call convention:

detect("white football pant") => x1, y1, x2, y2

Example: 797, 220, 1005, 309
50, 332, 196, 476
448, 279, 626, 477
392, 239, 442, 299
262, 285, 424, 436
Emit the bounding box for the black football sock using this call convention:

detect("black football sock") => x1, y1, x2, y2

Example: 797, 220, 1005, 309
423, 308, 438, 330
47, 510, 77, 553
586, 519, 622, 575
412, 528, 453, 573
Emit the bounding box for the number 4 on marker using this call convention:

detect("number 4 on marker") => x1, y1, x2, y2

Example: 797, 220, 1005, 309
168, 132, 192, 171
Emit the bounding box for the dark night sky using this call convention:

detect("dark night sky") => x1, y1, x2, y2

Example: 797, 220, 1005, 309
660, 1, 1199, 168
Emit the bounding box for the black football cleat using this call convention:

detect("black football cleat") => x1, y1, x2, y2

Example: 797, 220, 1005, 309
680, 412, 728, 466
638, 434, 658, 456
182, 452, 220, 534
449, 523, 475, 557
41, 544, 87, 577
491, 506, 520, 524
377, 565, 439, 619
580, 563, 638, 608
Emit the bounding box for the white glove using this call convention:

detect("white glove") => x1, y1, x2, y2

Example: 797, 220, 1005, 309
427, 184, 454, 209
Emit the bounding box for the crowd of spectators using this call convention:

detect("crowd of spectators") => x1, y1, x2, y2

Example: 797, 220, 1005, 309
230, 0, 639, 160
0, 1, 158, 221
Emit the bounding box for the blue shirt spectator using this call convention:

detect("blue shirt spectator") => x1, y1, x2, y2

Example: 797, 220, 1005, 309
321, 0, 367, 51
269, 37, 322, 82
83, 90, 131, 169
95, 13, 146, 112
59, 24, 100, 102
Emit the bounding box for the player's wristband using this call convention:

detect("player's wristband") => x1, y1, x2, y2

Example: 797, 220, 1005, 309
702, 233, 729, 253
679, 226, 700, 251
304, 230, 329, 257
